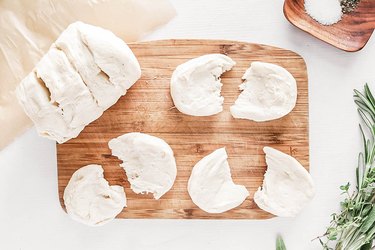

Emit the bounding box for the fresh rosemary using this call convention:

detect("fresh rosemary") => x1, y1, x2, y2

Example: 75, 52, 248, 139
276, 235, 287, 250
318, 83, 375, 250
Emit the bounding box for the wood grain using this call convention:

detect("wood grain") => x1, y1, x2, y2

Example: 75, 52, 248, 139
284, 0, 375, 52
57, 39, 309, 219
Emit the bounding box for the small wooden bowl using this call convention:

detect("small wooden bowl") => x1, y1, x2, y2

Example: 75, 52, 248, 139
284, 0, 375, 52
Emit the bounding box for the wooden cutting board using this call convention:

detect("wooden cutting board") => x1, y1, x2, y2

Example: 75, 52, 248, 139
57, 39, 309, 219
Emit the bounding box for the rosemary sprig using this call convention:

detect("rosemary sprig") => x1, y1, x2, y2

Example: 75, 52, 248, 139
276, 235, 287, 250
318, 83, 375, 250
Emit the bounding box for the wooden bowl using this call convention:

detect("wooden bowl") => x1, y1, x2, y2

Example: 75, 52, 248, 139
284, 0, 375, 52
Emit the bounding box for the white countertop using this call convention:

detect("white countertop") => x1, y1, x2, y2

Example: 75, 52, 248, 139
1, 0, 375, 249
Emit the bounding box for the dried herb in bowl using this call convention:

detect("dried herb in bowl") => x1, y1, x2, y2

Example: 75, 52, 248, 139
341, 0, 361, 14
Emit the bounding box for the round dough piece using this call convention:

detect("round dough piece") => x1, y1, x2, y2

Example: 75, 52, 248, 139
254, 147, 315, 217
108, 132, 177, 199
170, 54, 235, 116
230, 62, 297, 122
63, 164, 126, 226
188, 147, 249, 213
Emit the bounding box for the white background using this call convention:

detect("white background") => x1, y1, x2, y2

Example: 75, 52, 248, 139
1, 0, 375, 249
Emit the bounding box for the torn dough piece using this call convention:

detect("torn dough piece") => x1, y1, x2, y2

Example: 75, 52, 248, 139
108, 132, 177, 200
170, 54, 235, 116
63, 164, 126, 226
0, 0, 175, 150
230, 62, 297, 122
55, 22, 141, 109
188, 148, 249, 213
16, 22, 141, 143
254, 147, 315, 217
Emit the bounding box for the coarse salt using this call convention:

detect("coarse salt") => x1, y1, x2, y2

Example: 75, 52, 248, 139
305, 0, 343, 25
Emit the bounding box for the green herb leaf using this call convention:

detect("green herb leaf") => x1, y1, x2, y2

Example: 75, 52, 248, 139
360, 206, 375, 233
340, 183, 350, 191
364, 84, 375, 108
360, 242, 372, 250
276, 235, 287, 250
